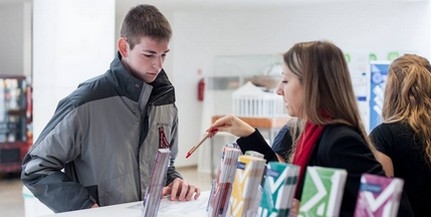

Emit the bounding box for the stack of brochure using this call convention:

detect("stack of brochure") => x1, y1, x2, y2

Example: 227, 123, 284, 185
354, 174, 404, 217
142, 149, 171, 217
207, 145, 242, 217
229, 154, 266, 217
299, 166, 347, 217
244, 150, 264, 159
258, 162, 300, 217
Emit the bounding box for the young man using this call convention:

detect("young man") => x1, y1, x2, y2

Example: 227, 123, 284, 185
21, 4, 200, 213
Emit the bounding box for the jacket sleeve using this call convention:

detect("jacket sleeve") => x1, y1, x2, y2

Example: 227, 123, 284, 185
236, 129, 278, 162
21, 99, 96, 213
165, 114, 183, 185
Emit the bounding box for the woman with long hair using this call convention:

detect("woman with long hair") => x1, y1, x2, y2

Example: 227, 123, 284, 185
208, 41, 413, 216
370, 54, 431, 217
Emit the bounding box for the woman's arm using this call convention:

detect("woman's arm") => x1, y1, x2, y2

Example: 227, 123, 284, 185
374, 151, 394, 177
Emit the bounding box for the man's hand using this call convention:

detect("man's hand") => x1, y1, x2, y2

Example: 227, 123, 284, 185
91, 203, 99, 208
162, 178, 200, 201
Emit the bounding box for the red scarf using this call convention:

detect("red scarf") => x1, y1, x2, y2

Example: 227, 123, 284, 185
292, 120, 325, 192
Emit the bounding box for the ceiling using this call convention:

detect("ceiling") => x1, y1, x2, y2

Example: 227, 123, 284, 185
1, 0, 428, 16
115, 0, 315, 15
1, 0, 427, 9
2, 0, 427, 5
0, 0, 355, 17
0, 0, 308, 6
116, 0, 392, 11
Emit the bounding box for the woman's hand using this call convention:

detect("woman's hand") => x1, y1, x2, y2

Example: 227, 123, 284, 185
207, 114, 255, 138
289, 199, 300, 217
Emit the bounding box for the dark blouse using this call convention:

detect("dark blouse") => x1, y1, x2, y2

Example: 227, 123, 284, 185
370, 122, 431, 217
271, 124, 292, 160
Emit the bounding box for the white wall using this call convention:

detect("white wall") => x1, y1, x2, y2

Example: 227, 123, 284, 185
32, 0, 115, 139
0, 2, 31, 77
148, 1, 431, 167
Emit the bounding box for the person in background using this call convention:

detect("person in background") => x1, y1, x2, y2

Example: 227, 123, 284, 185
271, 118, 303, 162
208, 41, 413, 216
21, 4, 199, 213
370, 54, 431, 217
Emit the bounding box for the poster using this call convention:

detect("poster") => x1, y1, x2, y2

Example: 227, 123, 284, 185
369, 61, 391, 132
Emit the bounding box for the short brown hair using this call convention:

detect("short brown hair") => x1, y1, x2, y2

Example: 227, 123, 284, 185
120, 4, 172, 49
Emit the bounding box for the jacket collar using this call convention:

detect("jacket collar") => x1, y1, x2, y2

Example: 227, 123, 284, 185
108, 52, 173, 102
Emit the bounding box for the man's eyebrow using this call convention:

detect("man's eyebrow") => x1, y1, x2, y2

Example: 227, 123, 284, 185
142, 49, 170, 54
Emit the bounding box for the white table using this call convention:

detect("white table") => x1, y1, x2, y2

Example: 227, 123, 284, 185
40, 191, 210, 217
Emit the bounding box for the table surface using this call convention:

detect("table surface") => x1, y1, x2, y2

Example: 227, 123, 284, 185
41, 191, 210, 217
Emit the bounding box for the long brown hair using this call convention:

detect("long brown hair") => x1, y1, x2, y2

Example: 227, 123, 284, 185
283, 41, 372, 150
285, 118, 305, 163
382, 54, 431, 162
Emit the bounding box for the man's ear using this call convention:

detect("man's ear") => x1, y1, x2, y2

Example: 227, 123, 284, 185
118, 37, 128, 57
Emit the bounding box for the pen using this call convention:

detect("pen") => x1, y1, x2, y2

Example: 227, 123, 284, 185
185, 129, 218, 159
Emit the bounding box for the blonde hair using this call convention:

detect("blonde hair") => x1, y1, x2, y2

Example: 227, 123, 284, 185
283, 41, 372, 151
382, 54, 431, 162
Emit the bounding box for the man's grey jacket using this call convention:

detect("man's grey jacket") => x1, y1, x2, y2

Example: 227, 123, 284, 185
21, 53, 182, 213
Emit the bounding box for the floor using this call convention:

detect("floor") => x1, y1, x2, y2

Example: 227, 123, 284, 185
0, 172, 24, 217
0, 166, 212, 217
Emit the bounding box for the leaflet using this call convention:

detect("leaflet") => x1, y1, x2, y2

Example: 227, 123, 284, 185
258, 162, 300, 217
142, 149, 171, 217
299, 166, 347, 217
354, 174, 404, 217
